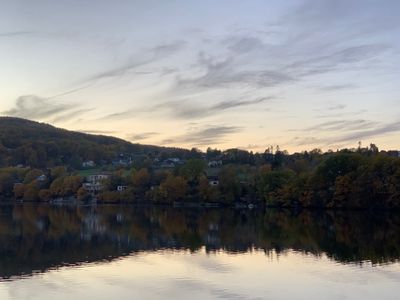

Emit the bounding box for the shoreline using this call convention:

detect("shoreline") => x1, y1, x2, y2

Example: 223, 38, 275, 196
1, 198, 399, 212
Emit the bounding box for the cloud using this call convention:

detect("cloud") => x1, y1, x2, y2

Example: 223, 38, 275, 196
318, 84, 357, 92
0, 31, 34, 38
291, 119, 400, 146
284, 44, 390, 77
175, 32, 389, 95
177, 53, 294, 90
85, 40, 186, 82
170, 96, 274, 119
334, 120, 400, 143
291, 136, 325, 146
99, 96, 274, 121
126, 132, 159, 141
285, 0, 400, 37
48, 83, 95, 99
50, 108, 94, 123
161, 125, 241, 146
77, 129, 116, 135
2, 95, 91, 123
223, 36, 266, 54
303, 119, 378, 132
99, 109, 137, 121
326, 104, 347, 110
211, 97, 272, 111
2, 95, 73, 119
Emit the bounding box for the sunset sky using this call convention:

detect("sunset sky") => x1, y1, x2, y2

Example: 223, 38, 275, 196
1, 0, 399, 152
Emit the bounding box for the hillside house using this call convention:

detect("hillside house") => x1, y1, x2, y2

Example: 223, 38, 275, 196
117, 185, 127, 192
207, 175, 219, 186
82, 160, 96, 168
83, 173, 111, 193
208, 160, 222, 167
36, 174, 47, 182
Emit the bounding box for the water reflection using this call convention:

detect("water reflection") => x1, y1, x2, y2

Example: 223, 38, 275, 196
0, 204, 399, 280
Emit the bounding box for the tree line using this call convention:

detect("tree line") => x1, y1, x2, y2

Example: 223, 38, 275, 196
1, 143, 399, 208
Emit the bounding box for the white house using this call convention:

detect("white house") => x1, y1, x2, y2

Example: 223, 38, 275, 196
117, 185, 127, 192
36, 174, 47, 182
208, 160, 222, 168
82, 160, 96, 168
83, 173, 111, 193
207, 176, 219, 186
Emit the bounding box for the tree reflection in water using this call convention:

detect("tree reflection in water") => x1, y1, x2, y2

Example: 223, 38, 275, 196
0, 204, 399, 280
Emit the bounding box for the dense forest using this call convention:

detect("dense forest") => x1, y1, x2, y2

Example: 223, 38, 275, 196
0, 117, 400, 208
0, 117, 190, 168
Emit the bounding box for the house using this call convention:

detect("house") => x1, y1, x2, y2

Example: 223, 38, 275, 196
169, 158, 181, 163
161, 161, 176, 168
36, 174, 47, 182
86, 174, 110, 183
112, 158, 133, 167
82, 160, 96, 168
83, 173, 111, 193
160, 158, 184, 168
208, 160, 222, 168
82, 182, 103, 192
112, 154, 133, 167
207, 175, 219, 186
117, 185, 127, 192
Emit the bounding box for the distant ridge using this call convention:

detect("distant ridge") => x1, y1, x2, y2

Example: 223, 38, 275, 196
0, 117, 188, 167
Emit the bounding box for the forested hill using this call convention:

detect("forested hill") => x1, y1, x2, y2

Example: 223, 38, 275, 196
0, 117, 183, 168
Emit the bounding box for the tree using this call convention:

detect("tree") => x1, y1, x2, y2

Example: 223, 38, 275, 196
198, 176, 219, 202
181, 159, 206, 182
218, 166, 241, 203
38, 189, 52, 202
23, 169, 43, 184
0, 172, 14, 196
23, 183, 39, 201
257, 169, 295, 206
132, 168, 150, 193
14, 184, 26, 198
77, 187, 90, 201
49, 177, 64, 196
50, 166, 67, 179
159, 175, 188, 202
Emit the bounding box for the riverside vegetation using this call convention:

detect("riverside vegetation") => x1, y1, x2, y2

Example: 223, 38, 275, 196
1, 117, 400, 209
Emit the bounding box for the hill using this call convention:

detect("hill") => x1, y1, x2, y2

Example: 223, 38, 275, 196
0, 117, 186, 168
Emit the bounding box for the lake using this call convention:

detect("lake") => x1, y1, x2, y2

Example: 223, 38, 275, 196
0, 204, 399, 300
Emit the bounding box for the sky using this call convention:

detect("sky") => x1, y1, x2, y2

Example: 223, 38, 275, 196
0, 0, 399, 153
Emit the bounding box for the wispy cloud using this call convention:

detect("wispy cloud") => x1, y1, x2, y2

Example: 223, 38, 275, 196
99, 96, 274, 121
170, 96, 274, 119
304, 119, 378, 132
334, 120, 400, 143
50, 108, 94, 123
77, 129, 116, 135
223, 36, 266, 54
177, 53, 294, 90
318, 84, 357, 92
285, 44, 390, 76
85, 40, 186, 82
161, 125, 241, 146
126, 132, 159, 141
326, 104, 347, 110
1, 95, 91, 123
291, 119, 400, 147
0, 31, 34, 38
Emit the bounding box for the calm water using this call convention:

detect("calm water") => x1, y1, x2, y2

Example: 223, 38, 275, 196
0, 204, 399, 300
